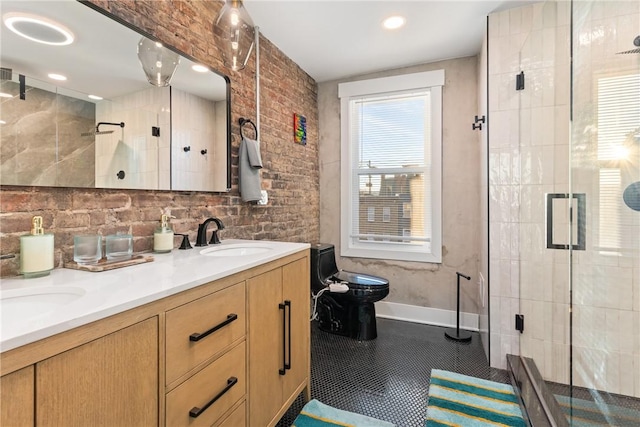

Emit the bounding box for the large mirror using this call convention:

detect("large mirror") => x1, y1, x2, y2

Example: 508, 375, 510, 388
0, 1, 230, 192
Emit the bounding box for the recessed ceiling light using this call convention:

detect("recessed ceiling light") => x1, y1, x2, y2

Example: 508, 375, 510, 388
382, 15, 406, 30
3, 12, 74, 45
0, 120, 6, 125
0, 92, 13, 98
48, 73, 67, 81
88, 94, 103, 100
192, 64, 208, 73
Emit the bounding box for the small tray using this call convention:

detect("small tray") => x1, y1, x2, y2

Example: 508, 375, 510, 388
64, 254, 154, 272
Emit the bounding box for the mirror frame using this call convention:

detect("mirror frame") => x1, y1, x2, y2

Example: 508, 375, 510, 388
80, 0, 232, 192
2, 0, 232, 192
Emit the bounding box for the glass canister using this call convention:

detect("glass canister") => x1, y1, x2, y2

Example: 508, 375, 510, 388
73, 234, 102, 265
105, 233, 133, 261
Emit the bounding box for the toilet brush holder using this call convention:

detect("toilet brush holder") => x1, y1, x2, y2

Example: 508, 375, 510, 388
444, 272, 472, 342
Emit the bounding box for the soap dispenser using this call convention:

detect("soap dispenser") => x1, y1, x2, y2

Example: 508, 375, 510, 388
154, 214, 175, 253
20, 216, 54, 278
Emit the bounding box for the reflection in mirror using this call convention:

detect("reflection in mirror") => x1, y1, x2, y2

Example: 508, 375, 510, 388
0, 1, 230, 192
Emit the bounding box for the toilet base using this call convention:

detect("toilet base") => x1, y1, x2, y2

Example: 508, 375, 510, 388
317, 296, 378, 341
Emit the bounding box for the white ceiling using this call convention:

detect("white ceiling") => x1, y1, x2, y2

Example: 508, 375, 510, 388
244, 0, 536, 82
0, 1, 226, 101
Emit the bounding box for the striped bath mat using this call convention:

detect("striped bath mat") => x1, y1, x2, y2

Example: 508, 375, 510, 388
292, 399, 394, 427
426, 369, 526, 426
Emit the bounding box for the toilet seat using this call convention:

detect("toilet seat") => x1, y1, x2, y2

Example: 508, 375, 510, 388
329, 270, 389, 301
331, 270, 389, 290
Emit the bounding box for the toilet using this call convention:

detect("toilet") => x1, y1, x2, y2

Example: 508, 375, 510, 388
310, 243, 389, 340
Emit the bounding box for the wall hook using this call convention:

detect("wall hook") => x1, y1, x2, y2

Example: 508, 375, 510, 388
201, 149, 208, 155
183, 146, 191, 152
472, 115, 485, 131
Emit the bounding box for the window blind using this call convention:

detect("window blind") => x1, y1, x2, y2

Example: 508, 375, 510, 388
348, 90, 431, 246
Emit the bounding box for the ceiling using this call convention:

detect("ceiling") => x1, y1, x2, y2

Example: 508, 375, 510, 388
0, 1, 226, 101
244, 0, 537, 83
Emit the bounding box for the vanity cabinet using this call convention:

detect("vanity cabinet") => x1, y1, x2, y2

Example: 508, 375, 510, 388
165, 282, 246, 427
248, 257, 310, 427
0, 248, 309, 427
0, 366, 34, 427
36, 317, 158, 427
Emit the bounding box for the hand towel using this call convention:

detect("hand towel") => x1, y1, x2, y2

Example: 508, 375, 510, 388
239, 137, 262, 202
245, 137, 263, 168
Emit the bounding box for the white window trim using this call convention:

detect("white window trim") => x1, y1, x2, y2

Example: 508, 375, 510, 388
339, 70, 443, 263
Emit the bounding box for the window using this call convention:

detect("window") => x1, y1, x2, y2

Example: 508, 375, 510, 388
382, 207, 391, 222
596, 73, 640, 251
403, 202, 412, 219
367, 207, 375, 222
339, 70, 443, 263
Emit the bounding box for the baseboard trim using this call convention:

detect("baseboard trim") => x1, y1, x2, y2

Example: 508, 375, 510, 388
375, 301, 479, 331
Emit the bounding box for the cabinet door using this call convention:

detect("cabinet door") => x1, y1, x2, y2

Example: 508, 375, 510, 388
248, 268, 283, 427
0, 366, 34, 427
282, 258, 310, 400
36, 317, 158, 427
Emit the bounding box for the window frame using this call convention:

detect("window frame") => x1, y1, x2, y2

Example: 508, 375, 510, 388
339, 70, 444, 263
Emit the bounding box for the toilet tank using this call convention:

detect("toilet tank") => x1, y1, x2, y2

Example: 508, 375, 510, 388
310, 243, 339, 289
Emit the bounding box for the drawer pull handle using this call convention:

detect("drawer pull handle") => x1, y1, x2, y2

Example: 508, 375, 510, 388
285, 300, 291, 371
188, 376, 238, 418
189, 313, 238, 342
278, 300, 291, 375
279, 302, 286, 375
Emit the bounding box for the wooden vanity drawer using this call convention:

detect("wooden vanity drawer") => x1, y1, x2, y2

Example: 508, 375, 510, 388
166, 281, 246, 384
216, 401, 246, 427
166, 342, 246, 427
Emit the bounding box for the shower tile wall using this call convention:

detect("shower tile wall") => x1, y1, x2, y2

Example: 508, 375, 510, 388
488, 1, 571, 381
570, 1, 640, 397
171, 90, 226, 191
0, 81, 95, 187
489, 0, 640, 398
95, 86, 170, 190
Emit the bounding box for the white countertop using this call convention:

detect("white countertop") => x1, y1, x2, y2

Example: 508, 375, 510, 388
0, 239, 310, 352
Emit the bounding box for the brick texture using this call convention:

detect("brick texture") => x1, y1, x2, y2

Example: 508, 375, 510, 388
0, 0, 319, 277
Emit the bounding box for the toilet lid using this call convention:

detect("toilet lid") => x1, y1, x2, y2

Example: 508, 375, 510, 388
332, 270, 389, 288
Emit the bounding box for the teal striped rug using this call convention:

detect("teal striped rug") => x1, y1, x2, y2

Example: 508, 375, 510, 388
426, 369, 526, 426
292, 399, 394, 427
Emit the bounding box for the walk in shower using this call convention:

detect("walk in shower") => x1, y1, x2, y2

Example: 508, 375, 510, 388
488, 0, 639, 425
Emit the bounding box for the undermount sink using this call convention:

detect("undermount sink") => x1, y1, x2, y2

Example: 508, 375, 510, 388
200, 244, 273, 257
1, 286, 86, 320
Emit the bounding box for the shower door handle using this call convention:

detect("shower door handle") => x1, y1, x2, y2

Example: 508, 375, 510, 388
546, 193, 586, 250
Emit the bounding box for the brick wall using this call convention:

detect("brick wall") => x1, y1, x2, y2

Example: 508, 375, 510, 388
0, 0, 319, 277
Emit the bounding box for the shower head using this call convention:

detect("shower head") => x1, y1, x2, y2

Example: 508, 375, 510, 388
80, 129, 114, 137
616, 35, 640, 54
80, 121, 125, 137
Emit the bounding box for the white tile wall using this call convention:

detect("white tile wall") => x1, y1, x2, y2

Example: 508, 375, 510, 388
488, 0, 640, 398
95, 86, 170, 190
171, 90, 225, 192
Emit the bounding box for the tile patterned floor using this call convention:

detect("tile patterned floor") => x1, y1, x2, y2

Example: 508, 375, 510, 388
277, 318, 509, 427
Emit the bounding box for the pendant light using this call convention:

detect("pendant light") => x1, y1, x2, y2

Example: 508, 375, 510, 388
137, 37, 180, 87
213, 0, 255, 71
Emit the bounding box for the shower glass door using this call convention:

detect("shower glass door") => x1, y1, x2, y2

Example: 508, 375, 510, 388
568, 0, 640, 424
516, 0, 639, 424
516, 0, 573, 406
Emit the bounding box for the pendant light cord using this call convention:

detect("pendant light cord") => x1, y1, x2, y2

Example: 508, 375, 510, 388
255, 26, 260, 137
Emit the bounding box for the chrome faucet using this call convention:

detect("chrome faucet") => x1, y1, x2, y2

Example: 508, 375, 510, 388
195, 217, 225, 246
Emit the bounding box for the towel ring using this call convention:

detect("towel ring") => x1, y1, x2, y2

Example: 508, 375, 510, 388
239, 118, 258, 140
